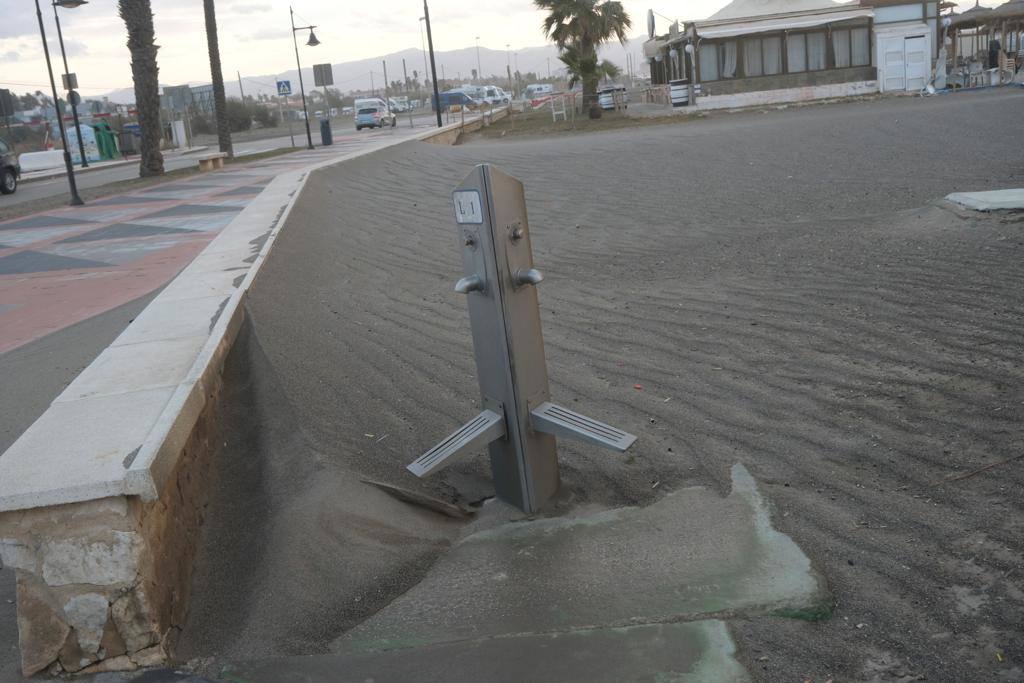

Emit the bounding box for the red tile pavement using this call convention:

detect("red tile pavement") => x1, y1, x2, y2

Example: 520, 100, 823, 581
0, 240, 208, 354
0, 156, 311, 354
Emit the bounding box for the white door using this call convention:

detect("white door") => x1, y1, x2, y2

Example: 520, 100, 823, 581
882, 37, 906, 91
904, 36, 929, 91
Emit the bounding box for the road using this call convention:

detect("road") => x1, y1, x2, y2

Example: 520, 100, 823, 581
3, 113, 446, 207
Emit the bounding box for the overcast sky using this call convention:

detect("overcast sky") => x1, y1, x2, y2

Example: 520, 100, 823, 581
0, 0, 998, 97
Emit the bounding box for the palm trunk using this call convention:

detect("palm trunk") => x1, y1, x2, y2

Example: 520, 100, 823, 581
118, 0, 164, 177
582, 40, 602, 119
203, 0, 233, 158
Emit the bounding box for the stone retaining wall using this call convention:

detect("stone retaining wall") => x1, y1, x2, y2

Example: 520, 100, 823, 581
0, 344, 225, 676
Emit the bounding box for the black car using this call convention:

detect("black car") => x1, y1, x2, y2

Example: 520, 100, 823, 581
0, 137, 19, 195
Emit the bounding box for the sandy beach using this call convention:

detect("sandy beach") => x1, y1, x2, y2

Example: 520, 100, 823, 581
178, 88, 1024, 681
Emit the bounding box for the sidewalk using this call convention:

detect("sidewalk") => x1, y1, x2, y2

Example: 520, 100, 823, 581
0, 145, 338, 354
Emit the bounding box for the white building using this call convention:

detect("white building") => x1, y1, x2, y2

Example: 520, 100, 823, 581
643, 0, 942, 109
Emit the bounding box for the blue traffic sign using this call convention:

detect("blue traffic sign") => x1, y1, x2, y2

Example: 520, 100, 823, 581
276, 80, 292, 96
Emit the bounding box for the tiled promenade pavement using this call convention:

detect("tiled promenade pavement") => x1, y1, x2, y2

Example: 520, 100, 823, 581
0, 145, 347, 354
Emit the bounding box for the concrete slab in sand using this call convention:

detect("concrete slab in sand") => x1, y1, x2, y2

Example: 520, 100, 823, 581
228, 464, 827, 681
229, 621, 749, 683
946, 188, 1024, 211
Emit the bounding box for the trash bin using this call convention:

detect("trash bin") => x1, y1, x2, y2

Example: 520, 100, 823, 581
319, 119, 333, 146
119, 125, 139, 157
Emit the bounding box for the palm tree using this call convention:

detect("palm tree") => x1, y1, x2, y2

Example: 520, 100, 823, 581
203, 0, 233, 158
559, 45, 621, 89
535, 0, 631, 119
118, 0, 164, 176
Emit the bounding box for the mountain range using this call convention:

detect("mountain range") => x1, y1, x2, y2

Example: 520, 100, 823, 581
101, 38, 651, 103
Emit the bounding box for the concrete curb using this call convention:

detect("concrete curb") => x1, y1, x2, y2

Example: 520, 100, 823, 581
0, 117, 476, 511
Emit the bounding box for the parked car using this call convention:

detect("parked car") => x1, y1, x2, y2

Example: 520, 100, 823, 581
598, 85, 629, 111
0, 137, 19, 195
355, 105, 396, 130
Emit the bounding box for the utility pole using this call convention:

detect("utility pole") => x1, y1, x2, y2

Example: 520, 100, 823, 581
370, 70, 375, 96
402, 57, 413, 128
424, 0, 442, 128
507, 44, 513, 93
383, 60, 392, 121
547, 57, 551, 80
237, 70, 245, 101
475, 36, 482, 83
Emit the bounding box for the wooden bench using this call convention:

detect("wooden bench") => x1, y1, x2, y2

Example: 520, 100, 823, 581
198, 152, 228, 171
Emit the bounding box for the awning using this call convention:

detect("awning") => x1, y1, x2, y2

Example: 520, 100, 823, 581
643, 38, 668, 58
695, 8, 873, 39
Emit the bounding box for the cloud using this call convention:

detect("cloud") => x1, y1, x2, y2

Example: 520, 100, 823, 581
1, 50, 18, 63
238, 26, 281, 41
62, 39, 89, 59
0, 3, 39, 40
228, 3, 272, 13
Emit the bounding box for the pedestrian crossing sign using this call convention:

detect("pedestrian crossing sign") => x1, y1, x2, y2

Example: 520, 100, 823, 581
276, 80, 292, 96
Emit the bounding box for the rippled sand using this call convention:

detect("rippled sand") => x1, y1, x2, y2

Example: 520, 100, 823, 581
184, 90, 1024, 681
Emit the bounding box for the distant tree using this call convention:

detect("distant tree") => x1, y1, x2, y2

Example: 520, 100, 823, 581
118, 0, 164, 176
225, 98, 252, 132
18, 93, 40, 110
203, 0, 233, 157
190, 111, 215, 135
535, 0, 631, 118
252, 106, 277, 128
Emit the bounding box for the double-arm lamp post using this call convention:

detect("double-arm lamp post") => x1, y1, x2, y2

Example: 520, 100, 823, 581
289, 6, 320, 150
423, 0, 442, 128
34, 0, 83, 206
52, 0, 89, 169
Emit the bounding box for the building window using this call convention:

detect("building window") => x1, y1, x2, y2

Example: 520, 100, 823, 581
807, 32, 827, 70
852, 27, 871, 66
745, 38, 764, 76
787, 33, 807, 72
833, 29, 852, 68
720, 41, 738, 78
833, 26, 871, 68
744, 36, 783, 77
763, 36, 783, 74
700, 43, 719, 81
786, 31, 828, 73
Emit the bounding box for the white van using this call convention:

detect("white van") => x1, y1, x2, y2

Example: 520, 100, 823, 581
482, 86, 510, 105
523, 83, 554, 100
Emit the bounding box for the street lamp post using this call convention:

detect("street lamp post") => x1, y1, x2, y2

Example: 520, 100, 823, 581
52, 0, 88, 169
423, 0, 442, 128
475, 36, 482, 83
34, 0, 82, 206
506, 44, 512, 94
289, 5, 320, 150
